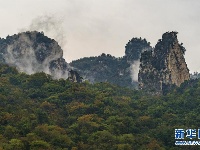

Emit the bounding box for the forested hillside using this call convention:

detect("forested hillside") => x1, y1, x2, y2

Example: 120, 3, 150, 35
70, 54, 134, 88
0, 63, 199, 149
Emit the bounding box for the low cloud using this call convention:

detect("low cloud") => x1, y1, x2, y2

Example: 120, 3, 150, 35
21, 14, 67, 51
130, 60, 140, 82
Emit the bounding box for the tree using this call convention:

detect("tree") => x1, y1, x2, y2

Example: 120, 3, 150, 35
30, 140, 50, 150
7, 139, 24, 150
88, 130, 116, 150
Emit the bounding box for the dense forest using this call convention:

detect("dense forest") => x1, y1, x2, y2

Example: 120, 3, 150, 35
0, 63, 199, 149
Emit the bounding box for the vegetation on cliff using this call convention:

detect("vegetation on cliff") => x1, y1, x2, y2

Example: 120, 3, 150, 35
125, 37, 152, 62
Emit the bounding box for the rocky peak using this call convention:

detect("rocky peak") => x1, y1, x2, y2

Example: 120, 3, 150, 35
139, 31, 190, 94
0, 31, 82, 82
125, 37, 152, 63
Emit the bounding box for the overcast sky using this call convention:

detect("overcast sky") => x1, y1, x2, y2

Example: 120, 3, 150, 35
0, 0, 200, 72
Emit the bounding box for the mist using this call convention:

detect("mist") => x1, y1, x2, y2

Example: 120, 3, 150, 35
21, 15, 67, 53
130, 60, 140, 82
3, 32, 69, 79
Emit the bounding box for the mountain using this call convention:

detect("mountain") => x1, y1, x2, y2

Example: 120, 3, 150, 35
139, 31, 190, 94
125, 37, 152, 62
0, 31, 82, 82
0, 31, 191, 93
0, 31, 197, 149
71, 31, 190, 94
70, 37, 152, 88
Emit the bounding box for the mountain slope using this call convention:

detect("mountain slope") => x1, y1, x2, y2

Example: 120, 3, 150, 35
0, 64, 199, 149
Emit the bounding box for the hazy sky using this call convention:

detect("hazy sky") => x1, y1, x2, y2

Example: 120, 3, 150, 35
0, 0, 200, 72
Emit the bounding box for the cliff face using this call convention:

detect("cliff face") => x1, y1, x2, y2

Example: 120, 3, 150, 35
0, 31, 82, 82
138, 32, 190, 94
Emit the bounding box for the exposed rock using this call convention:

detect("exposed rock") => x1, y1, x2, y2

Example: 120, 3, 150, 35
0, 31, 82, 82
68, 70, 83, 83
138, 31, 190, 94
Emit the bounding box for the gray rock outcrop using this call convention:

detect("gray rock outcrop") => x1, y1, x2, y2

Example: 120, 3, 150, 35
138, 31, 190, 94
0, 31, 82, 82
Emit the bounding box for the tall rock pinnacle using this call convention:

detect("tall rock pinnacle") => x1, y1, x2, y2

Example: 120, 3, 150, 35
138, 31, 190, 94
